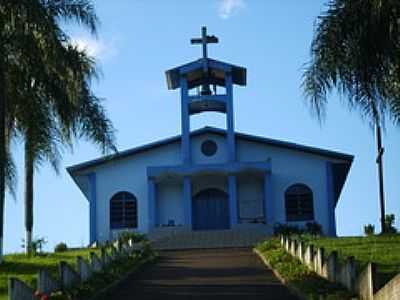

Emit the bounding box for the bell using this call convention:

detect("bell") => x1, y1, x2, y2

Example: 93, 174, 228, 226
200, 84, 212, 96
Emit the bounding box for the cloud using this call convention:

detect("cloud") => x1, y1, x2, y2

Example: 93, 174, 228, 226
218, 0, 245, 19
71, 36, 118, 61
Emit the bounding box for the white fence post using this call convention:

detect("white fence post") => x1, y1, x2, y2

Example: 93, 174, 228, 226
90, 252, 103, 272
59, 261, 80, 290
37, 269, 60, 295
77, 256, 92, 282
8, 278, 35, 300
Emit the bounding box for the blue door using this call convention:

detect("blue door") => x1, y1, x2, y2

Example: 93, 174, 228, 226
192, 188, 230, 230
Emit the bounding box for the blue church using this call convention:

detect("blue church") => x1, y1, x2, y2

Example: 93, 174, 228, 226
68, 27, 353, 245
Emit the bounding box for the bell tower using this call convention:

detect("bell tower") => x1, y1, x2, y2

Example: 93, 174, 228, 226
165, 26, 246, 164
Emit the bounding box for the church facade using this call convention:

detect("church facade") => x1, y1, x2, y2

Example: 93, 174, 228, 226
68, 28, 353, 244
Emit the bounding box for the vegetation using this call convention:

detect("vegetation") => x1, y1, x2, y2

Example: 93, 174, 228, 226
0, 248, 101, 300
299, 234, 400, 288
273, 222, 323, 236
23, 237, 47, 256
384, 214, 397, 234
116, 231, 148, 245
302, 0, 400, 234
256, 239, 352, 300
48, 245, 157, 300
364, 224, 375, 236
54, 243, 68, 253
1, 242, 157, 300
0, 0, 116, 258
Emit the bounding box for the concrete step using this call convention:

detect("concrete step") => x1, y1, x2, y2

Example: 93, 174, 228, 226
149, 227, 271, 250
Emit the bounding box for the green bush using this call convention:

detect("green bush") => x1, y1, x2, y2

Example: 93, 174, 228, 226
273, 223, 302, 236
21, 237, 47, 256
273, 222, 323, 236
54, 242, 68, 253
364, 224, 375, 236
384, 214, 397, 234
256, 239, 353, 299
117, 231, 147, 245
305, 222, 322, 235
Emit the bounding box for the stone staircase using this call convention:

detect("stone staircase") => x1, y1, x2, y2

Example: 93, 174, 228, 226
149, 227, 271, 250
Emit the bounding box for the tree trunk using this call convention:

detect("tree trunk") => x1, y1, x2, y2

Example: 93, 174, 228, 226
24, 139, 34, 255
375, 124, 386, 234
0, 57, 6, 262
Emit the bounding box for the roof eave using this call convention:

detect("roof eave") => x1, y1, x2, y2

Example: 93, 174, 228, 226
66, 126, 354, 174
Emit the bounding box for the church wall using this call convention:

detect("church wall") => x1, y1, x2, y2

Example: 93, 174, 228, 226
191, 175, 228, 196
237, 139, 336, 235
191, 133, 228, 164
237, 175, 264, 220
73, 130, 348, 241
91, 141, 182, 242
157, 182, 184, 227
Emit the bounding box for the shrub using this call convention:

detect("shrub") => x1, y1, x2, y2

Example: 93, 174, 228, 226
364, 224, 375, 236
117, 231, 147, 245
22, 237, 47, 256
273, 223, 302, 236
384, 214, 397, 234
54, 242, 68, 253
305, 222, 322, 235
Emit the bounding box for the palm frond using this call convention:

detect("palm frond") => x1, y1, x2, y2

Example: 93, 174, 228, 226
42, 0, 99, 35
302, 0, 400, 127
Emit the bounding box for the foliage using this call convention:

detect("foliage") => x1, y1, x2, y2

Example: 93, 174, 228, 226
383, 214, 397, 234
256, 239, 352, 299
302, 0, 400, 126
21, 237, 47, 257
0, 248, 101, 300
117, 231, 147, 245
50, 250, 157, 300
305, 222, 323, 235
273, 222, 323, 236
0, 0, 117, 256
0, 244, 157, 300
273, 223, 302, 236
364, 224, 375, 236
298, 234, 400, 289
139, 240, 157, 260
54, 243, 68, 253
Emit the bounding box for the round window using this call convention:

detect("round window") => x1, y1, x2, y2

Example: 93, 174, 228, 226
201, 140, 218, 156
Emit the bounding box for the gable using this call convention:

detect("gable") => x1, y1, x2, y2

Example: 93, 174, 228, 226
67, 127, 353, 208
67, 126, 353, 175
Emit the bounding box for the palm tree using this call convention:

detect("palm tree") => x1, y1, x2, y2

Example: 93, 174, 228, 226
302, 0, 400, 233
19, 45, 116, 254
0, 0, 115, 258
19, 5, 115, 254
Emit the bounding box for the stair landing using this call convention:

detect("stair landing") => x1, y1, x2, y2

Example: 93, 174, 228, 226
149, 226, 272, 250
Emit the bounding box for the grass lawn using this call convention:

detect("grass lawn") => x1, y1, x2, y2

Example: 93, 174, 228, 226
299, 234, 400, 288
0, 248, 100, 300
256, 239, 352, 299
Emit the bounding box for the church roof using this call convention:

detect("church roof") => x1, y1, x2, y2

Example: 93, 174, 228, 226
165, 58, 246, 90
67, 126, 353, 174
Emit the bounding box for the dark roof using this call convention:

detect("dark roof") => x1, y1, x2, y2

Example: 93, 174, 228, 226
67, 126, 353, 174
165, 58, 246, 90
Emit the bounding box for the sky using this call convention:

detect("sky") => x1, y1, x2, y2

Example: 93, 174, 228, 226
5, 0, 400, 253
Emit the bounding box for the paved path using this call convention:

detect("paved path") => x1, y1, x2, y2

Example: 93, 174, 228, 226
109, 248, 299, 300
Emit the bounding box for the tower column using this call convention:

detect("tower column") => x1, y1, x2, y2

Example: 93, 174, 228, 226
182, 176, 192, 228
225, 72, 236, 162
148, 178, 157, 231
88, 173, 97, 244
228, 175, 238, 227
263, 172, 273, 224
180, 77, 191, 165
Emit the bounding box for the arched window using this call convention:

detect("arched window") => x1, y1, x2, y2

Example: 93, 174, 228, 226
285, 184, 314, 222
110, 192, 138, 229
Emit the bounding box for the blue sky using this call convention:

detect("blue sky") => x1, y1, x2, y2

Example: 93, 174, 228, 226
5, 0, 400, 253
